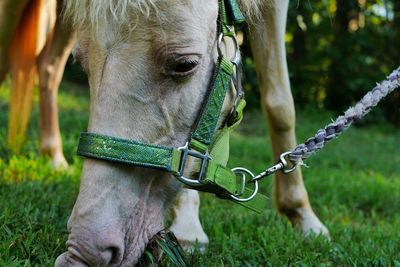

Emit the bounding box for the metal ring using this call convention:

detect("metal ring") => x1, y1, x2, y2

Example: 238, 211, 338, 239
217, 33, 241, 66
229, 167, 259, 202
236, 171, 246, 197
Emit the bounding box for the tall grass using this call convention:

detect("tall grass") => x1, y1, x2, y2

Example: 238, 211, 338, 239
0, 82, 399, 266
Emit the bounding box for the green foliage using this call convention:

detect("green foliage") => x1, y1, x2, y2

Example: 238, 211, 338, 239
1, 82, 400, 266
240, 0, 400, 124
61, 0, 400, 123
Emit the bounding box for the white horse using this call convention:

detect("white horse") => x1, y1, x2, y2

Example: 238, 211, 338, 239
57, 1, 328, 266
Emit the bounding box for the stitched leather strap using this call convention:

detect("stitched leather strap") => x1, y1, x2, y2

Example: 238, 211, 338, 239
77, 133, 250, 199
191, 56, 233, 148
220, 0, 245, 36
225, 0, 245, 24
78, 133, 182, 173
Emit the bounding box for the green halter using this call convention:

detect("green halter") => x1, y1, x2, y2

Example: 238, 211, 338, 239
77, 0, 267, 213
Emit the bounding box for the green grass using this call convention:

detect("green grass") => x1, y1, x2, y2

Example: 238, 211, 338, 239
1, 81, 400, 266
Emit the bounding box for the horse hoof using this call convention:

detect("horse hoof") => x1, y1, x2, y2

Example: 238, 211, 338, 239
52, 153, 69, 170
178, 240, 208, 254
302, 221, 330, 239
169, 226, 209, 254
297, 208, 330, 239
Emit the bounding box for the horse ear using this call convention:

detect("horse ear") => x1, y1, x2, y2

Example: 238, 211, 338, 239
8, 0, 47, 153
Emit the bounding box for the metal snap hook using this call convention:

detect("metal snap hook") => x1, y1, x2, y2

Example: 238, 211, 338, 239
251, 151, 298, 182
279, 151, 297, 174
229, 167, 259, 202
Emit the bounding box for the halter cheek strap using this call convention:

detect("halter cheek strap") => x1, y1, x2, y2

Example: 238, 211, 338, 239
77, 0, 267, 213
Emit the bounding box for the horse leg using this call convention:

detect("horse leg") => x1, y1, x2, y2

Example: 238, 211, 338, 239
38, 1, 75, 169
0, 0, 30, 85
248, 0, 328, 236
169, 189, 209, 252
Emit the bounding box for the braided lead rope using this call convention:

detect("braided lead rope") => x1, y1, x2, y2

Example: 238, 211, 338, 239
288, 66, 400, 166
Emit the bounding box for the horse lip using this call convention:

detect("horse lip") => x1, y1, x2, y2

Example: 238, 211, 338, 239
66, 240, 90, 266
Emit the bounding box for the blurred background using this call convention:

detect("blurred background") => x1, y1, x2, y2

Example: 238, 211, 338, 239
65, 0, 400, 124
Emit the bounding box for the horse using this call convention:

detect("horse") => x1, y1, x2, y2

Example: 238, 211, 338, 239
56, 0, 329, 266
0, 0, 75, 169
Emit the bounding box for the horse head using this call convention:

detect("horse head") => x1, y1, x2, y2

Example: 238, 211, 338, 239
56, 1, 246, 265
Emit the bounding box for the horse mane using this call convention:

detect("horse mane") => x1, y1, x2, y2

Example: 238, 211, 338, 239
63, 0, 157, 30
63, 0, 264, 31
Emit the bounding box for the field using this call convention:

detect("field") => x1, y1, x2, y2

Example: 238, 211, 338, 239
0, 81, 400, 266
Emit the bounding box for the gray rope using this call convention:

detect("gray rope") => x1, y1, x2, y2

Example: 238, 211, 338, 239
289, 66, 400, 165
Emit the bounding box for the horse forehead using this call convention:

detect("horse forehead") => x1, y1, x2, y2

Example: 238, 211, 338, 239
148, 1, 218, 33
149, 2, 218, 46
75, 1, 219, 53
112, 3, 218, 54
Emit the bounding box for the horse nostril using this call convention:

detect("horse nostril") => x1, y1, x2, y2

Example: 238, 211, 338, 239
107, 246, 123, 265
92, 244, 124, 266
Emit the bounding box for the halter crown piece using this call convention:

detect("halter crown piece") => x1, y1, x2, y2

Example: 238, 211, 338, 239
77, 0, 269, 213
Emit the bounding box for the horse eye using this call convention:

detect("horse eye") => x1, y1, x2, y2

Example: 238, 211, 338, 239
173, 61, 198, 73
166, 55, 201, 78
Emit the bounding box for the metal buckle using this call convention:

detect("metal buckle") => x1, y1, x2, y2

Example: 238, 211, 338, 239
177, 142, 211, 187
229, 168, 259, 202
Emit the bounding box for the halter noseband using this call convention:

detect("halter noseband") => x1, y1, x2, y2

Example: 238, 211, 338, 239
77, 0, 267, 213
